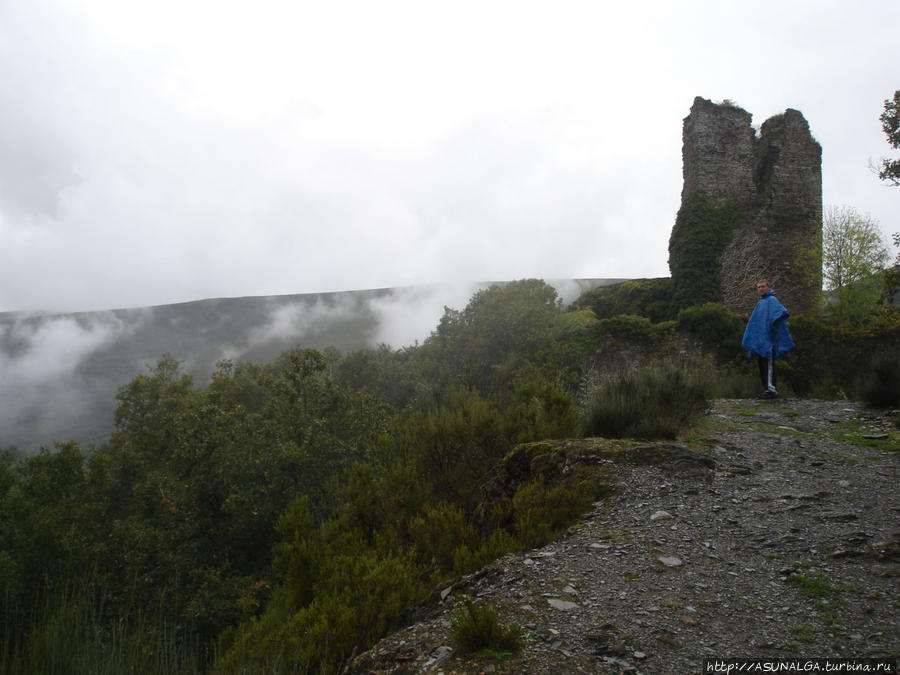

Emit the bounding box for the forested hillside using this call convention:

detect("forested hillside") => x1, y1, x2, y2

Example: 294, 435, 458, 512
2, 278, 898, 674
0, 281, 612, 453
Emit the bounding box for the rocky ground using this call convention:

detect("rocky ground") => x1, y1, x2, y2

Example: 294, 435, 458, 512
348, 398, 899, 674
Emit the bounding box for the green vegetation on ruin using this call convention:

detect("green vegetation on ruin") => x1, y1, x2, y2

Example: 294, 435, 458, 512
2, 274, 898, 673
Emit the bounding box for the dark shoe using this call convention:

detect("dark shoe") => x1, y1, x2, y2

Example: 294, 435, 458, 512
757, 390, 778, 400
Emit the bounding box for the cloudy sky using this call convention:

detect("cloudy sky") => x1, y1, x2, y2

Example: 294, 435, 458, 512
1, 0, 898, 314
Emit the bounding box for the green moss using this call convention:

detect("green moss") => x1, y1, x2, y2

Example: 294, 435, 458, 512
792, 624, 815, 642
830, 422, 900, 452
790, 572, 839, 600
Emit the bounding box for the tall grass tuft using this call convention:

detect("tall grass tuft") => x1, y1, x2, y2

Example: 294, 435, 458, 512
581, 362, 712, 439
450, 597, 521, 657
1, 581, 208, 675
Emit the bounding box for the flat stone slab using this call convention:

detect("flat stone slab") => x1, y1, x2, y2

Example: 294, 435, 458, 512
657, 556, 683, 567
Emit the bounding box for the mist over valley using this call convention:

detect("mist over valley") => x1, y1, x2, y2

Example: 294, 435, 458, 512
0, 279, 613, 453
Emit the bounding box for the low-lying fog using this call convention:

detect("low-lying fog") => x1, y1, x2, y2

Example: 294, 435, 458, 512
0, 280, 606, 453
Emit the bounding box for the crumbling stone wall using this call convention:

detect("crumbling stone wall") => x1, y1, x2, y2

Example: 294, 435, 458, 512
672, 97, 822, 316
681, 98, 756, 206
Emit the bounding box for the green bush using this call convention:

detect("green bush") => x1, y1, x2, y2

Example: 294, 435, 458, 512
707, 363, 759, 399
1, 579, 206, 675
449, 529, 519, 576
450, 597, 521, 657
553, 308, 601, 366
422, 279, 564, 393
496, 368, 581, 443
400, 389, 510, 510
779, 315, 900, 399
218, 545, 426, 675
857, 356, 900, 408
677, 302, 744, 363
407, 501, 479, 575
593, 314, 673, 346
572, 278, 676, 323
510, 468, 603, 548
581, 363, 712, 439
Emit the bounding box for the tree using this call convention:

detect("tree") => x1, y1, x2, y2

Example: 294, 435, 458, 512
822, 206, 889, 290
878, 90, 900, 187
883, 232, 900, 303
423, 279, 564, 392
822, 206, 890, 323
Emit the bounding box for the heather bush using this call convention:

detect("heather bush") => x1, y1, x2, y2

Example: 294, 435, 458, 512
450, 597, 521, 657
510, 468, 605, 548
407, 501, 479, 574
581, 363, 712, 439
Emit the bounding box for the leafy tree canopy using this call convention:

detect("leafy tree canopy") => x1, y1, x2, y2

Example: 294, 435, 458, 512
571, 278, 676, 323
878, 90, 900, 186
822, 205, 889, 291
822, 205, 891, 326
423, 279, 564, 391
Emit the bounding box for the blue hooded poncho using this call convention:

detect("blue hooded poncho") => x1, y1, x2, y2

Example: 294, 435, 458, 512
741, 290, 795, 359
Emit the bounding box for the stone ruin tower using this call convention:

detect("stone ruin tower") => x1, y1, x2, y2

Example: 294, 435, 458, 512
670, 96, 822, 316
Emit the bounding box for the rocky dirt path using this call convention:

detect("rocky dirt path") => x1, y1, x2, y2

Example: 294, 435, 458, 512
349, 399, 899, 674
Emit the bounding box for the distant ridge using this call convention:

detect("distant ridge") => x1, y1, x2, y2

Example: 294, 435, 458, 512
0, 279, 623, 453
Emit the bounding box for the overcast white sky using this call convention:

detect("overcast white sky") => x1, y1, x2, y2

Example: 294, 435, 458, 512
1, 0, 898, 313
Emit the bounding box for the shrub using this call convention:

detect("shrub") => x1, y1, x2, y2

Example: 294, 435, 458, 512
450, 597, 521, 657
497, 368, 581, 443
593, 314, 672, 345
510, 468, 605, 548
707, 363, 759, 399
779, 315, 900, 399
677, 302, 744, 363
581, 363, 711, 439
422, 279, 563, 392
553, 309, 600, 366
450, 529, 519, 576
857, 356, 900, 408
218, 547, 426, 674
571, 278, 676, 323
1, 580, 206, 675
407, 501, 478, 575
400, 389, 509, 510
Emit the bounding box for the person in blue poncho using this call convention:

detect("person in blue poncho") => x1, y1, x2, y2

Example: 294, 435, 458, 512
741, 279, 795, 399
